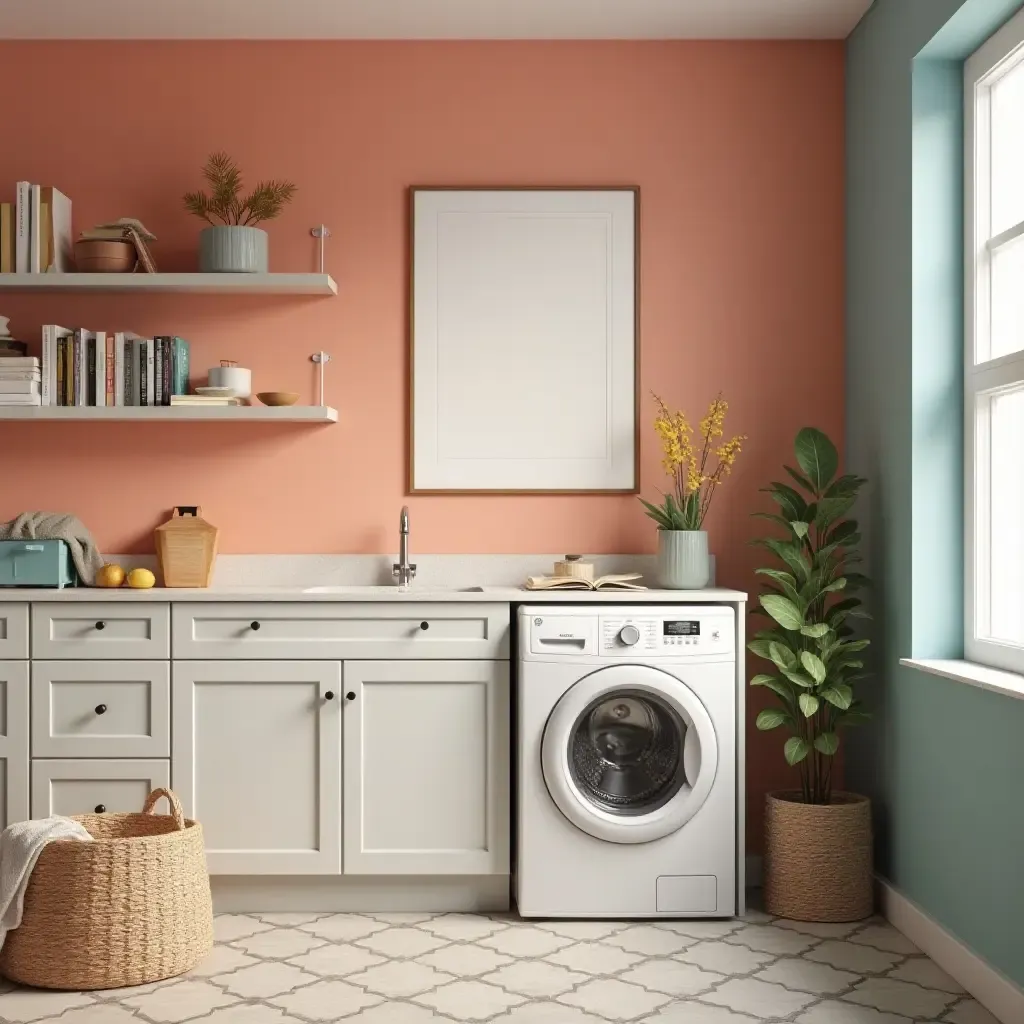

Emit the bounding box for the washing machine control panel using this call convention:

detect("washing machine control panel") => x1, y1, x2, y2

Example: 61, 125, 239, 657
598, 612, 733, 657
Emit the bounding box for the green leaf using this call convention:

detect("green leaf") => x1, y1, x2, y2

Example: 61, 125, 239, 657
763, 482, 808, 521
794, 427, 838, 492
784, 464, 815, 492
843, 572, 871, 592
839, 709, 872, 727
790, 520, 810, 539
756, 708, 792, 731
757, 538, 812, 581
768, 641, 797, 670
784, 736, 811, 765
751, 511, 795, 532
814, 732, 840, 756
821, 577, 848, 594
800, 651, 827, 684
638, 497, 673, 530
756, 569, 802, 605
747, 638, 775, 660
826, 520, 859, 545
780, 666, 817, 688
800, 623, 830, 638
751, 675, 797, 704
760, 595, 804, 631
837, 638, 870, 653
815, 493, 856, 530
824, 473, 867, 499
819, 683, 853, 710
798, 693, 820, 717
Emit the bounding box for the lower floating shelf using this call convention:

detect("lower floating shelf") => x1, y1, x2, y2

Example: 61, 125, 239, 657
0, 406, 338, 422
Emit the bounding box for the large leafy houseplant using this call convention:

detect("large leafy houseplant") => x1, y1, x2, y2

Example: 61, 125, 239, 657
750, 428, 871, 805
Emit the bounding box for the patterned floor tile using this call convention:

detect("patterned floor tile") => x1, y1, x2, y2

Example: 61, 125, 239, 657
675, 939, 775, 974
417, 913, 510, 941
254, 912, 327, 926
480, 926, 576, 957
725, 923, 817, 955
545, 940, 646, 975
482, 959, 589, 997
356, 926, 450, 958
502, 1000, 609, 1022
286, 943, 385, 977
559, 977, 674, 1020
216, 961, 319, 998
201, 1007, 303, 1023
753, 957, 860, 994
346, 959, 457, 998
298, 914, 390, 942
416, 942, 512, 977
365, 912, 437, 925
188, 944, 260, 978
794, 1000, 912, 1023
268, 979, 384, 1019
617, 959, 724, 998
654, 919, 745, 940
603, 925, 696, 956
842, 977, 958, 1018
702, 977, 817, 1018
772, 918, 864, 939
944, 998, 1004, 1024
230, 926, 326, 958
0, 1000, 102, 1024
213, 913, 275, 942
414, 979, 528, 1019
641, 1004, 761, 1023
804, 939, 904, 974
849, 924, 921, 955
341, 1004, 450, 1023
534, 920, 627, 941
119, 980, 239, 1022
886, 956, 964, 993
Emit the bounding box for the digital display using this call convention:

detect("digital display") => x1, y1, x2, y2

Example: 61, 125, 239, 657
664, 620, 700, 636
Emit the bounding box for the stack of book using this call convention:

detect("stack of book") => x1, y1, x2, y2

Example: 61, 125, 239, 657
170, 395, 242, 408
0, 356, 42, 407
41, 327, 190, 407
0, 183, 72, 273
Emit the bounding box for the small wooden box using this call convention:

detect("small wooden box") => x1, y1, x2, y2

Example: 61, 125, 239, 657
155, 507, 218, 588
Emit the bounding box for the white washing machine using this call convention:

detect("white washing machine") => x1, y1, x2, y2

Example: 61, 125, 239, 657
516, 604, 740, 918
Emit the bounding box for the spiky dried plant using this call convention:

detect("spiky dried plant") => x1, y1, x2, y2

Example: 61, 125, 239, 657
184, 152, 297, 226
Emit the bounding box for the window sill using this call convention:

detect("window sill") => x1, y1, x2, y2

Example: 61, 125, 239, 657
900, 658, 1024, 700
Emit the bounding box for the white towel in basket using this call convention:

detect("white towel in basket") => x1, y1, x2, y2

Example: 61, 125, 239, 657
0, 816, 93, 951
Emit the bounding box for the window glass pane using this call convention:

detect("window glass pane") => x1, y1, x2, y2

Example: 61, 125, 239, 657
990, 233, 1024, 359
991, 57, 1024, 237
988, 386, 1024, 646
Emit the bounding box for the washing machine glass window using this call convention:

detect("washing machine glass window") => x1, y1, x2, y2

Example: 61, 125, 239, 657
541, 664, 719, 845
569, 690, 686, 816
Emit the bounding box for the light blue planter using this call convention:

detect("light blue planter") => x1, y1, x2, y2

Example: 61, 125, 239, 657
199, 226, 268, 273
657, 530, 711, 589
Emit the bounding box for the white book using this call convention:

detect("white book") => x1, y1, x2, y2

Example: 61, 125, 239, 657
114, 332, 125, 406
0, 381, 40, 394
144, 338, 154, 405
41, 325, 71, 406
29, 185, 41, 273
130, 338, 142, 406
0, 394, 41, 405
94, 331, 106, 407
40, 187, 73, 273
14, 182, 30, 273
0, 370, 41, 381
75, 333, 88, 407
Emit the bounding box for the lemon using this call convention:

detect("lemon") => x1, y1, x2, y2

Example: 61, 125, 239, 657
95, 564, 125, 588
125, 568, 157, 589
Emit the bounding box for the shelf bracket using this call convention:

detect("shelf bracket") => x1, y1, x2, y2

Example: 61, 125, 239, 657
311, 351, 332, 407
311, 225, 332, 274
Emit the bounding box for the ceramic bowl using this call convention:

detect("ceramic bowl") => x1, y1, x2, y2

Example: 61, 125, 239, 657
257, 391, 299, 407
74, 239, 136, 273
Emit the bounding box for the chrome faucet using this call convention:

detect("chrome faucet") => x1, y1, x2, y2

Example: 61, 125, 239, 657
393, 506, 417, 588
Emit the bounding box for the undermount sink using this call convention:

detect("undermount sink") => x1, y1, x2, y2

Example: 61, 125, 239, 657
301, 584, 486, 594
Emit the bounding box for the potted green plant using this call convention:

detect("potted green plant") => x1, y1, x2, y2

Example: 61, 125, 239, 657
750, 427, 874, 922
184, 153, 297, 273
640, 393, 745, 588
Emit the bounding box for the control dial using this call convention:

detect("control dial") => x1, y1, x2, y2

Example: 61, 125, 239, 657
618, 624, 641, 647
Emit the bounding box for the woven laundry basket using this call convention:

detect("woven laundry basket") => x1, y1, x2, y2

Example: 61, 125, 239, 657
0, 789, 213, 990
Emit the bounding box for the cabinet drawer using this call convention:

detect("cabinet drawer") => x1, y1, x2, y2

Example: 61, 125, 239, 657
172, 602, 510, 660
0, 604, 28, 660
32, 602, 170, 659
32, 661, 170, 758
31, 759, 170, 818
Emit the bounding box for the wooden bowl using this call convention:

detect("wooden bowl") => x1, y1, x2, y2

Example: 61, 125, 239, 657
74, 239, 136, 273
256, 391, 299, 407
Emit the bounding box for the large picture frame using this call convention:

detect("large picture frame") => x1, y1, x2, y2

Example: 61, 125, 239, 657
409, 186, 639, 494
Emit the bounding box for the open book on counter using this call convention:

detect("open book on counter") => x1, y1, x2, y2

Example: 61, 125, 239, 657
524, 573, 646, 591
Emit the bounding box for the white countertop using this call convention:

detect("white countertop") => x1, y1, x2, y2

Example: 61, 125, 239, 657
1, 585, 747, 603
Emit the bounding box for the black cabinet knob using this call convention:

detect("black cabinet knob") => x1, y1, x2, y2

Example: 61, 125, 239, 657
420, 621, 429, 630
346, 691, 356, 701
95, 621, 106, 631
250, 621, 261, 631
95, 704, 107, 715
325, 691, 335, 700
94, 804, 106, 813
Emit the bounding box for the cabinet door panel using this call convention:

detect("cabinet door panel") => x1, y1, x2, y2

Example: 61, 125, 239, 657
344, 660, 509, 875
0, 604, 28, 659
31, 759, 169, 818
0, 661, 28, 826
173, 660, 341, 874
32, 602, 169, 659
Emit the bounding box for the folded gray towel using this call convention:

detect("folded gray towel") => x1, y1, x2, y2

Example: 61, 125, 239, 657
0, 513, 105, 586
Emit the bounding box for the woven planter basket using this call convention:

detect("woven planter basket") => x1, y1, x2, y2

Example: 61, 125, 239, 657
0, 789, 212, 990
764, 791, 874, 923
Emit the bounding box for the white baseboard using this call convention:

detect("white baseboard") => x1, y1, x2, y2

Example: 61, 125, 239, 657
878, 878, 1024, 1024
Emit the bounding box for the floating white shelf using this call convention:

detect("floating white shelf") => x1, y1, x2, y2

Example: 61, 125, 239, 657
0, 406, 338, 422
0, 273, 338, 295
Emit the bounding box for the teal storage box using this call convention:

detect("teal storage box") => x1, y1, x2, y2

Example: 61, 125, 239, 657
0, 540, 78, 588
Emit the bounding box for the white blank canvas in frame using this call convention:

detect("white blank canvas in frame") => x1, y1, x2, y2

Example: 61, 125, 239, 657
411, 188, 638, 492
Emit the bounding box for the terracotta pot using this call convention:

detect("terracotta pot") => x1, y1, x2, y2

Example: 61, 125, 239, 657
764, 791, 873, 922
73, 239, 136, 272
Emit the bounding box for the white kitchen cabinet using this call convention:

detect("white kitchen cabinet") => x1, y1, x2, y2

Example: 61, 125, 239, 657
343, 660, 509, 875
0, 604, 29, 660
32, 602, 170, 660
173, 660, 342, 875
31, 759, 169, 818
0, 661, 29, 826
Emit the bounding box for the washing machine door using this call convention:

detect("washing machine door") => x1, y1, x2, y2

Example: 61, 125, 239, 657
541, 664, 718, 844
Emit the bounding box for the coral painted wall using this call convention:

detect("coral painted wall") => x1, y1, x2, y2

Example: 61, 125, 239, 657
0, 41, 844, 839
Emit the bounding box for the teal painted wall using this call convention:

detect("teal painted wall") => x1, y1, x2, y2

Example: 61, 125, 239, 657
847, 0, 1024, 988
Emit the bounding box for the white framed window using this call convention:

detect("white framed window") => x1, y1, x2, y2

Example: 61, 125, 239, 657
966, 8, 1024, 675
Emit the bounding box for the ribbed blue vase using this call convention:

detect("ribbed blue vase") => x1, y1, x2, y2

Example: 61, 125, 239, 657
199, 226, 268, 273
